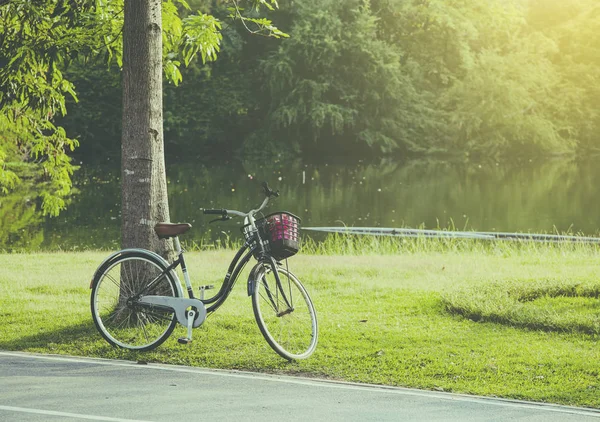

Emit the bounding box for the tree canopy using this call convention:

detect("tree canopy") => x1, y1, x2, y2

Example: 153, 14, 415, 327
0, 0, 283, 215
257, 0, 599, 157
159, 0, 600, 159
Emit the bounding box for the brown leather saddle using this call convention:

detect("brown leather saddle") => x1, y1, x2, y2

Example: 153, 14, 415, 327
154, 222, 192, 239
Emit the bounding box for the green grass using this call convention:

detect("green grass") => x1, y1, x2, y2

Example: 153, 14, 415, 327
0, 238, 599, 408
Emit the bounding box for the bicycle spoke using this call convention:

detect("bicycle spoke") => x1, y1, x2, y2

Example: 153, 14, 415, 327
104, 272, 121, 290
138, 317, 150, 343
139, 309, 174, 323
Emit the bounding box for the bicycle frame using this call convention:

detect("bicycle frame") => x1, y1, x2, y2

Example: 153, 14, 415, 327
199, 240, 256, 313
129, 213, 269, 315
163, 216, 293, 318
117, 189, 292, 334
174, 233, 290, 314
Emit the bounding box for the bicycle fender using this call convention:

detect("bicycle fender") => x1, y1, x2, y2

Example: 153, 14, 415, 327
90, 248, 184, 297
247, 263, 266, 296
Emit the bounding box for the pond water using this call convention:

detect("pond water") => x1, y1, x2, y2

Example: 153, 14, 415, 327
2, 156, 600, 251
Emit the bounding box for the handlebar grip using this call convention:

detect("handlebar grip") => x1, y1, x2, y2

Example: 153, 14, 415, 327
203, 209, 227, 215
261, 182, 280, 198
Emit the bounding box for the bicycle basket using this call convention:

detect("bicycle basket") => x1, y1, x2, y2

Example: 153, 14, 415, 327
241, 212, 301, 260
263, 212, 301, 260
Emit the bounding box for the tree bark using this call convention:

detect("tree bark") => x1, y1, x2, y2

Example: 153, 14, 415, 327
121, 0, 173, 259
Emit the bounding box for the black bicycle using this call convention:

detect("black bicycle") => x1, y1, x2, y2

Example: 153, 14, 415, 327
90, 183, 318, 360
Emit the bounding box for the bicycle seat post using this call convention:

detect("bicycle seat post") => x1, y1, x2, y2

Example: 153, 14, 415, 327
172, 236, 195, 300
173, 236, 183, 255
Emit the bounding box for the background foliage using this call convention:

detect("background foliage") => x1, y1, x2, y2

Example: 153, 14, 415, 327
65, 0, 599, 161
1, 0, 600, 215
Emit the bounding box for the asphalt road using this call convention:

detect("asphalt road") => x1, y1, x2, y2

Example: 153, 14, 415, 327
1, 351, 599, 421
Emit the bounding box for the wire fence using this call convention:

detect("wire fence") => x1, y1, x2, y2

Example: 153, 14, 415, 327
302, 227, 600, 244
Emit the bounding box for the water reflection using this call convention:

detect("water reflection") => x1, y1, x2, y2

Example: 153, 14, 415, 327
2, 157, 599, 251
0, 183, 44, 251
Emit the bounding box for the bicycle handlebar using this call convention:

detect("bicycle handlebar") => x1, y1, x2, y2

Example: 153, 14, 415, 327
203, 181, 278, 221
261, 181, 280, 198
203, 209, 227, 216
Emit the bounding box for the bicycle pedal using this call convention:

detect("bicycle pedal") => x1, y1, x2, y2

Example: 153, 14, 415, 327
177, 337, 192, 345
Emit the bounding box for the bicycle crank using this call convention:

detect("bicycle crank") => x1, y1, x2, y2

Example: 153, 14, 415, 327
177, 309, 196, 345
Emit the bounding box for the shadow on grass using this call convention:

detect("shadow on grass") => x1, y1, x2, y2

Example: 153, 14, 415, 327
443, 280, 600, 336
0, 321, 143, 361
0, 319, 298, 370
0, 320, 97, 349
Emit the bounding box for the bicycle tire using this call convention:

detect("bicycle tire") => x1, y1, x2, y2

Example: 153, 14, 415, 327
90, 250, 179, 351
252, 265, 318, 360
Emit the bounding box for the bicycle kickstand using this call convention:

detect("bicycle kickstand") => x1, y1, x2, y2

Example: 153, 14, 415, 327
177, 309, 196, 345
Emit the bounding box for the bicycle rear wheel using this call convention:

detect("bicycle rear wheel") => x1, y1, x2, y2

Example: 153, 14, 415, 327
252, 265, 318, 360
90, 251, 179, 351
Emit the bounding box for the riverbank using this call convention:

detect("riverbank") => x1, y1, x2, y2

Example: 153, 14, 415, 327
0, 242, 599, 408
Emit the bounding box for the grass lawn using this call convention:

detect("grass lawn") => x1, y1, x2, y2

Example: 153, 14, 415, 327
0, 238, 599, 408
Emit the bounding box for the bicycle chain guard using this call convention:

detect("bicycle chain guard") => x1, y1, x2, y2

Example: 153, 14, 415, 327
138, 296, 207, 328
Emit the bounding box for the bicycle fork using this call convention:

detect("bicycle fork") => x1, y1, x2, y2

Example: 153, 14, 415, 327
248, 260, 294, 315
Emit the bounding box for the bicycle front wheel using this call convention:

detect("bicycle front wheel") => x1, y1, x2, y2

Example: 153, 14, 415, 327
90, 251, 179, 351
252, 265, 318, 360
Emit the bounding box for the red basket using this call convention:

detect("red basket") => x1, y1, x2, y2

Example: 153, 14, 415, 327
262, 212, 301, 260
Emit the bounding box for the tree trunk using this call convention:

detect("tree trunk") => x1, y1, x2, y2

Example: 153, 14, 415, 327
121, 0, 173, 259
